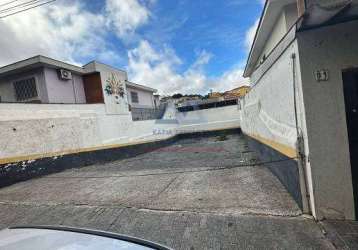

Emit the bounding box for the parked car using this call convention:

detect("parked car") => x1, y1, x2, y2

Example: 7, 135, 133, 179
0, 226, 171, 250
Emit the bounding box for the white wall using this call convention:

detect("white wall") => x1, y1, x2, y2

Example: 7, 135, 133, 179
126, 86, 155, 108
0, 103, 175, 161
241, 39, 310, 214
284, 3, 298, 29
0, 68, 48, 103
0, 103, 240, 164
177, 105, 241, 133
0, 80, 16, 102
44, 68, 86, 104
297, 20, 358, 220
242, 41, 302, 152
256, 3, 298, 68
243, 19, 358, 220
257, 11, 288, 67
0, 104, 104, 160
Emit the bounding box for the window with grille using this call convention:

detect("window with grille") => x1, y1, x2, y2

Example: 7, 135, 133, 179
13, 77, 38, 101
130, 91, 139, 103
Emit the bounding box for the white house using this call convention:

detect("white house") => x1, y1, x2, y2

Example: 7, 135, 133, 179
0, 55, 157, 110
126, 81, 157, 109
241, 0, 358, 220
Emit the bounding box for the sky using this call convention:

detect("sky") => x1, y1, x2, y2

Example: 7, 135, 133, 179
0, 0, 264, 95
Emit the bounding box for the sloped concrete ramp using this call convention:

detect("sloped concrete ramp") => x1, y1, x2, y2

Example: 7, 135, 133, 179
0, 133, 333, 249
0, 134, 300, 216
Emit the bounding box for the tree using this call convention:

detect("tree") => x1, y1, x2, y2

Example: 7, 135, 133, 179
172, 93, 183, 99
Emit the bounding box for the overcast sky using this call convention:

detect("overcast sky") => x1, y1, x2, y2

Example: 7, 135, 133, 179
0, 0, 263, 95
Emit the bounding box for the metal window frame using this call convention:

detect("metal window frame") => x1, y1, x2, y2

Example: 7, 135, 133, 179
130, 91, 139, 103
12, 75, 40, 102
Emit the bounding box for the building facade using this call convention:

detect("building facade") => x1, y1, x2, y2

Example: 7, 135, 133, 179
241, 0, 358, 220
0, 56, 157, 110
126, 81, 157, 109
224, 86, 250, 99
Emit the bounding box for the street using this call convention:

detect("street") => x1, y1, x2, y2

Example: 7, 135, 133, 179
0, 133, 333, 249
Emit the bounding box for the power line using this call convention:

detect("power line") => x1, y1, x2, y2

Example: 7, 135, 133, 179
0, 0, 55, 18
0, 0, 19, 7
0, 0, 51, 15
0, 0, 41, 14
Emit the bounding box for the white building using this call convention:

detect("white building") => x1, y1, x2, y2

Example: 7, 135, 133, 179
241, 0, 358, 220
126, 81, 157, 109
0, 55, 157, 110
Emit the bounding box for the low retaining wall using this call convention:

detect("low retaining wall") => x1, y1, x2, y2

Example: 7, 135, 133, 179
0, 103, 241, 165
0, 103, 177, 163
0, 102, 241, 187
176, 105, 241, 133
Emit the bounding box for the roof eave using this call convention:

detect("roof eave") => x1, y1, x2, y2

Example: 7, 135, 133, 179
243, 0, 269, 78
0, 55, 86, 77
244, 0, 297, 77
126, 81, 157, 93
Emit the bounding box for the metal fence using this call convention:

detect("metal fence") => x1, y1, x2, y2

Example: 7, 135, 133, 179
177, 99, 238, 112
131, 105, 167, 121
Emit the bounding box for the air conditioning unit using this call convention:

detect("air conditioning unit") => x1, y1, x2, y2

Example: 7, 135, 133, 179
58, 69, 72, 80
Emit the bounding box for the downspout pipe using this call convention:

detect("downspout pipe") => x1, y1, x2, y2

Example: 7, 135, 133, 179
291, 53, 312, 215
71, 77, 77, 104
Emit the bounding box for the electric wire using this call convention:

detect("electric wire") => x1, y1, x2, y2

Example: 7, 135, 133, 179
0, 0, 56, 18
0, 0, 19, 7
0, 0, 41, 14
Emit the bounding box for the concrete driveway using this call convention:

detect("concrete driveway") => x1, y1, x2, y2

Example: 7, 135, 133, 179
0, 133, 334, 249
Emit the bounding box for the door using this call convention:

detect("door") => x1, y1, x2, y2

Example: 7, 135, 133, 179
343, 69, 358, 217
83, 73, 104, 104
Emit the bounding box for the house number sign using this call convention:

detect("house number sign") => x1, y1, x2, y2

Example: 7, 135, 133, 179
314, 69, 329, 82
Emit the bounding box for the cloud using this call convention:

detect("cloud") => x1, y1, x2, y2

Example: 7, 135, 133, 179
0, 0, 154, 66
244, 1, 265, 51
245, 18, 260, 52
212, 66, 250, 92
128, 40, 249, 95
0, 0, 250, 94
0, 1, 116, 66
105, 0, 151, 40
127, 40, 188, 95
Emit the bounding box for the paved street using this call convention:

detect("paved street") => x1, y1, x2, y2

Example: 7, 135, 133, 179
0, 133, 334, 249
